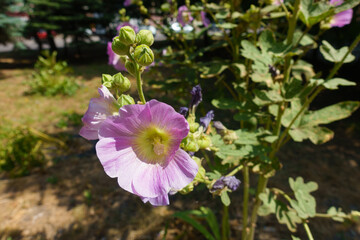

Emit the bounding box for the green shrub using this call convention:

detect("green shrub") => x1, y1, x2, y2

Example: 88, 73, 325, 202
0, 127, 45, 177
27, 51, 79, 96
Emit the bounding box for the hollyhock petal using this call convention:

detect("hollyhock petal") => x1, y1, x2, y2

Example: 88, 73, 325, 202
148, 100, 189, 139
141, 194, 170, 206
96, 137, 142, 194
80, 86, 117, 140
331, 9, 353, 27
79, 125, 98, 140
165, 149, 199, 191
132, 164, 170, 198
177, 6, 193, 27
98, 117, 136, 139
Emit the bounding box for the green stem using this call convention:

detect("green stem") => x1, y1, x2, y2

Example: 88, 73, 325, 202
242, 165, 250, 240
226, 165, 244, 177
326, 33, 360, 80
276, 86, 323, 150
283, 0, 301, 83
247, 175, 268, 240
222, 204, 230, 240
303, 222, 314, 240
135, 65, 146, 104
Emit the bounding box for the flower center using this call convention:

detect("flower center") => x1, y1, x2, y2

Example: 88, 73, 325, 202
133, 126, 172, 164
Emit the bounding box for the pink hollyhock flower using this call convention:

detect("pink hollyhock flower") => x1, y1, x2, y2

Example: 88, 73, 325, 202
96, 100, 199, 206
177, 5, 194, 27
107, 41, 127, 71
79, 86, 118, 140
201, 11, 210, 27
329, 0, 353, 28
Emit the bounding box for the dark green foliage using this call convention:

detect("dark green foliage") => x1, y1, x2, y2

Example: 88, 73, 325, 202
27, 51, 79, 96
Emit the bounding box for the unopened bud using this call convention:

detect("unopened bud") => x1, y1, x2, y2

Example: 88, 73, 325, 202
102, 74, 113, 88
125, 60, 137, 76
113, 73, 131, 93
134, 44, 154, 66
118, 26, 136, 45
112, 37, 129, 55
189, 122, 199, 133
198, 135, 211, 149
136, 30, 154, 46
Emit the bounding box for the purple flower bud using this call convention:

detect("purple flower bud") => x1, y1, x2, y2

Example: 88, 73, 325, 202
179, 107, 189, 117
200, 110, 214, 130
210, 177, 226, 192
223, 176, 241, 191
190, 85, 202, 109
211, 176, 241, 193
213, 121, 227, 135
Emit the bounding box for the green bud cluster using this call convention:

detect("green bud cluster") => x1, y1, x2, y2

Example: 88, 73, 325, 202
111, 26, 155, 72
101, 73, 131, 93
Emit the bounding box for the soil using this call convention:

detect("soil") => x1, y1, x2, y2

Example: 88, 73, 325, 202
0, 64, 359, 240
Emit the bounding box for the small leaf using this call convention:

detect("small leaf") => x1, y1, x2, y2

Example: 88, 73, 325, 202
323, 78, 356, 90
320, 40, 355, 63
200, 63, 228, 78
221, 191, 231, 206
216, 23, 237, 29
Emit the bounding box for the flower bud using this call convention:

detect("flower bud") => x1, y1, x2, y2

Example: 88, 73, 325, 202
182, 135, 199, 152
113, 73, 131, 93
125, 60, 137, 76
112, 37, 129, 55
198, 135, 211, 149
118, 26, 136, 45
179, 182, 194, 194
101, 74, 113, 88
136, 30, 154, 46
189, 122, 199, 133
134, 44, 154, 66
117, 94, 135, 107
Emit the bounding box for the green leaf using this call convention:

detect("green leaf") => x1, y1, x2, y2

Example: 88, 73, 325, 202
289, 125, 334, 144
258, 189, 302, 232
212, 98, 241, 110
320, 40, 355, 63
292, 236, 301, 240
323, 78, 356, 90
327, 207, 347, 222
289, 177, 318, 219
200, 207, 221, 240
221, 191, 231, 206
334, 0, 360, 13
216, 23, 237, 29
301, 101, 360, 126
241, 40, 272, 66
173, 211, 217, 240
234, 130, 260, 145
253, 89, 283, 106
299, 0, 333, 26
200, 63, 228, 78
